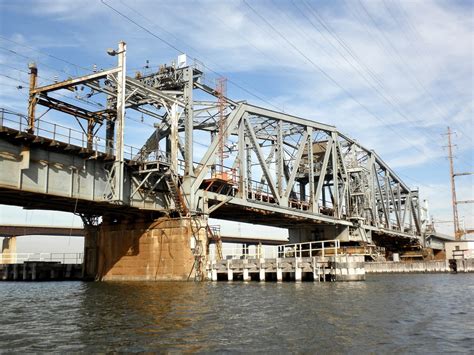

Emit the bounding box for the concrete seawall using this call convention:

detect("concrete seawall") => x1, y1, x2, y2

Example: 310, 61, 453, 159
1, 262, 82, 281
208, 255, 366, 282
365, 259, 474, 273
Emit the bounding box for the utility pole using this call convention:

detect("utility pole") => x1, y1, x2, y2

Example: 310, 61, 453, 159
445, 127, 473, 240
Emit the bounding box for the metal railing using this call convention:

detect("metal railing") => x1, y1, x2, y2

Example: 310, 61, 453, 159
0, 253, 83, 264
0, 108, 166, 164
210, 244, 271, 261
210, 240, 341, 261
218, 246, 265, 260
277, 239, 340, 258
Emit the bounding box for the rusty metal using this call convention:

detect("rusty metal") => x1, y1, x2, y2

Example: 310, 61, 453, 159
27, 62, 38, 133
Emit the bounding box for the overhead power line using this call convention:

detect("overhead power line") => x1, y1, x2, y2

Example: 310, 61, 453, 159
241, 0, 435, 159
100, 0, 282, 111
291, 0, 443, 148
0, 35, 92, 73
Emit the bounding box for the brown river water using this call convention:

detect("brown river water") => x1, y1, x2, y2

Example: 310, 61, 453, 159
0, 274, 473, 353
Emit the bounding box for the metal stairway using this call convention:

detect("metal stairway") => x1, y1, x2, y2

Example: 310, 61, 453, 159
164, 170, 188, 216
208, 225, 223, 260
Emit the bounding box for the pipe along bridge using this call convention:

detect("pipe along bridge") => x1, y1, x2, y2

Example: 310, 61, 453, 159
0, 42, 430, 281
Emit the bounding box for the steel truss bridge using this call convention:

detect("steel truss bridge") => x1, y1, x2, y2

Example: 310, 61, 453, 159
0, 42, 428, 251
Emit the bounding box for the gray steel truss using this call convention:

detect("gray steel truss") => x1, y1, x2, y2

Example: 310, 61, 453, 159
0, 42, 426, 246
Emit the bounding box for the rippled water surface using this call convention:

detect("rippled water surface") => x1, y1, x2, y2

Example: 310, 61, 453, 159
1, 274, 473, 353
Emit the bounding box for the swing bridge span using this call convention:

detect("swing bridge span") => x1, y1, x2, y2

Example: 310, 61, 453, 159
0, 42, 434, 261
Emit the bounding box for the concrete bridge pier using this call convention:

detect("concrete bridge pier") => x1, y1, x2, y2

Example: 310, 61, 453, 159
276, 258, 283, 282
258, 258, 266, 281
1, 236, 16, 263
82, 215, 209, 281
295, 257, 302, 281
242, 259, 251, 281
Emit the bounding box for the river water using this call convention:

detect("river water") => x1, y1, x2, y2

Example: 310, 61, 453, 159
0, 274, 473, 353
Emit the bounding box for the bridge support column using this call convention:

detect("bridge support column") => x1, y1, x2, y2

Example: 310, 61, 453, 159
82, 225, 99, 280
211, 261, 218, 281
276, 258, 283, 282
295, 257, 302, 281
259, 258, 265, 281
227, 259, 233, 281
84, 215, 209, 281
1, 236, 17, 263
243, 259, 250, 281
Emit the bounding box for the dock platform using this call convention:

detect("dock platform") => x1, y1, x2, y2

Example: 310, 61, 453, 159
207, 255, 365, 282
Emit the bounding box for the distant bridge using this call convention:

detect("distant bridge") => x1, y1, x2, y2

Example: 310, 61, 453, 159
0, 225, 84, 237
0, 224, 286, 245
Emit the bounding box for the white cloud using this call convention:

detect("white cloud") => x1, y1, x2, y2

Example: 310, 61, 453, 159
0, 0, 472, 241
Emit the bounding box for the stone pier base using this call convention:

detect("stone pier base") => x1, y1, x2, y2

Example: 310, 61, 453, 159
83, 216, 208, 281
1, 237, 16, 263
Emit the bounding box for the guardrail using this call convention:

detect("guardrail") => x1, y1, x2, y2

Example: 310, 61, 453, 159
210, 239, 341, 260
0, 108, 168, 164
278, 239, 340, 258
211, 245, 268, 260
0, 253, 83, 264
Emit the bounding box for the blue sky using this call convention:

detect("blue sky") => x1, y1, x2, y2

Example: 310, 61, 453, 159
0, 0, 472, 241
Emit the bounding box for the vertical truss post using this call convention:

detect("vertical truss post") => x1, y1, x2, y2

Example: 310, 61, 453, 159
413, 191, 421, 235
368, 152, 378, 226
170, 103, 179, 172
409, 194, 414, 232
114, 41, 126, 202
105, 95, 115, 155
184, 66, 194, 177
216, 77, 227, 172
238, 118, 247, 199
87, 120, 94, 150
246, 136, 252, 194
182, 66, 195, 211
331, 132, 339, 216
397, 183, 402, 226
336, 140, 349, 219
385, 173, 391, 229
106, 119, 115, 155
276, 120, 284, 197
401, 191, 410, 232
307, 128, 315, 212
27, 62, 38, 133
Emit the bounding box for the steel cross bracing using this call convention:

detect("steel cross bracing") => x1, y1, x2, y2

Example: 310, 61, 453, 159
2, 42, 426, 245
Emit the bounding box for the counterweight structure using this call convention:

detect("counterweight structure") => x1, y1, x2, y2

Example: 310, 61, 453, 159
0, 42, 429, 252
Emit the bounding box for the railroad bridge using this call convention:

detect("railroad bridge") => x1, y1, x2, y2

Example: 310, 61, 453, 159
0, 42, 428, 280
